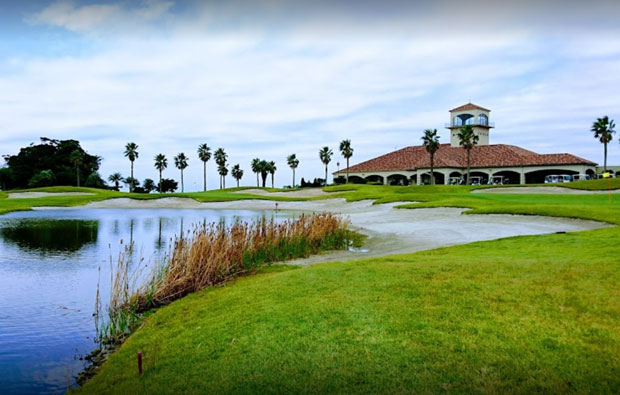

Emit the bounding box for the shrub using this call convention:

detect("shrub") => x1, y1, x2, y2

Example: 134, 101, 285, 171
28, 170, 56, 188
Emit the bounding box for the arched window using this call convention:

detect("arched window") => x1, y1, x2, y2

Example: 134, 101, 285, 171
478, 114, 488, 126
453, 116, 462, 126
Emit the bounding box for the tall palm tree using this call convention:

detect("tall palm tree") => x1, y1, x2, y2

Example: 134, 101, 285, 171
218, 164, 229, 189
174, 153, 189, 193
214, 148, 228, 189
251, 158, 261, 187
319, 146, 333, 186
268, 161, 277, 188
108, 173, 123, 191
124, 142, 139, 192
339, 139, 353, 183
197, 143, 212, 192
591, 116, 616, 173
258, 160, 269, 188
287, 154, 299, 187
69, 149, 84, 187
231, 164, 244, 187
154, 154, 168, 193
457, 125, 479, 185
421, 129, 440, 185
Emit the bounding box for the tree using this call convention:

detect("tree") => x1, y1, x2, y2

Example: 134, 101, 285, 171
3, 138, 100, 188
197, 143, 212, 192
591, 116, 616, 173
231, 164, 244, 187
28, 170, 55, 188
251, 158, 261, 187
108, 173, 123, 191
218, 164, 229, 189
142, 178, 156, 193
258, 160, 269, 188
174, 153, 189, 193
124, 177, 139, 191
84, 172, 105, 188
319, 146, 333, 186
266, 161, 276, 188
157, 178, 178, 193
421, 129, 441, 185
69, 149, 84, 187
339, 139, 353, 183
154, 154, 168, 193
124, 142, 139, 192
287, 154, 299, 188
457, 125, 479, 185
214, 148, 228, 189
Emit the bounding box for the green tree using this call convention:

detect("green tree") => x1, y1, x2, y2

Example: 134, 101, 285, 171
124, 177, 139, 191
154, 154, 168, 193
457, 125, 479, 185
258, 160, 269, 188
319, 146, 333, 186
174, 153, 189, 193
231, 164, 244, 187
108, 173, 123, 191
251, 158, 261, 187
143, 178, 156, 193
339, 139, 353, 183
28, 170, 55, 188
421, 129, 440, 185
214, 148, 228, 189
124, 142, 139, 192
267, 161, 276, 188
84, 172, 105, 188
69, 149, 84, 187
591, 116, 616, 173
218, 164, 229, 189
287, 154, 299, 188
197, 143, 212, 192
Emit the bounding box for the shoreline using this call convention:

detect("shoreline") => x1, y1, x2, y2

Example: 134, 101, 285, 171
33, 197, 610, 266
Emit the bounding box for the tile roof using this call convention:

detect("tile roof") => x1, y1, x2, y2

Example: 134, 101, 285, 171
450, 103, 490, 112
335, 144, 596, 174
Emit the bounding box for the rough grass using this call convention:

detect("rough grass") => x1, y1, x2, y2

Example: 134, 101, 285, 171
72, 184, 620, 394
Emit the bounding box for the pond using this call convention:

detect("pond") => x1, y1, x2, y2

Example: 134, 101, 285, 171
0, 208, 292, 395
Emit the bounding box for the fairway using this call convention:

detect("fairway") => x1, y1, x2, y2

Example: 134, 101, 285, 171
45, 183, 620, 394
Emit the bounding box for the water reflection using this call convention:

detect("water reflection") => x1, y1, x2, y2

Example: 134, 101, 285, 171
0, 208, 291, 395
0, 219, 98, 253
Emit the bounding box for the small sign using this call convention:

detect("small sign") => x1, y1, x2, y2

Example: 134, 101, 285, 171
603, 172, 611, 179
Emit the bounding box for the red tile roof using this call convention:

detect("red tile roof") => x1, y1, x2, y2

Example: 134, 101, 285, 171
335, 144, 596, 174
450, 103, 490, 112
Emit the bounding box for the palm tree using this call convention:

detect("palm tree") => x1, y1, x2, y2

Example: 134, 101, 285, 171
218, 164, 229, 189
154, 154, 168, 193
319, 146, 333, 186
339, 139, 354, 183
457, 125, 479, 185
124, 142, 139, 192
287, 154, 299, 188
174, 153, 189, 193
69, 149, 84, 187
214, 148, 228, 189
267, 161, 276, 188
258, 160, 269, 187
591, 116, 616, 173
197, 143, 212, 192
251, 158, 261, 187
108, 173, 123, 191
421, 129, 440, 185
231, 164, 244, 187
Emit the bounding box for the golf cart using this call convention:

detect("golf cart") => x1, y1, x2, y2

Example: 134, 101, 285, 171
488, 176, 506, 185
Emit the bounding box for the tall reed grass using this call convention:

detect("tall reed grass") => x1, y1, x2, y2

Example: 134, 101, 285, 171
96, 213, 351, 344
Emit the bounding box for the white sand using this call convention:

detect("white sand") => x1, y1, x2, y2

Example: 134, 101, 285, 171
8, 192, 95, 199
235, 188, 332, 198
472, 186, 620, 194
47, 196, 610, 266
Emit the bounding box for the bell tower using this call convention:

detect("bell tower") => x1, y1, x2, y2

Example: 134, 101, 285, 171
446, 103, 494, 147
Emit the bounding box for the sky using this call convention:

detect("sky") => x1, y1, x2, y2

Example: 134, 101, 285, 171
1, 0, 620, 190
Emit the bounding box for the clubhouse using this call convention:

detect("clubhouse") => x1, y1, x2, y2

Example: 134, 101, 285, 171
334, 103, 603, 185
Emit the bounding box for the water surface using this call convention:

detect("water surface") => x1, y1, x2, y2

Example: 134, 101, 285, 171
0, 208, 289, 394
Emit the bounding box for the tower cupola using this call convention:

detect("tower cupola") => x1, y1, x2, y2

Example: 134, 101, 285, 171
446, 103, 494, 147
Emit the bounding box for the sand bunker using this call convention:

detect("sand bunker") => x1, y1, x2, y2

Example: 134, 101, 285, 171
8, 192, 95, 199
235, 188, 332, 198
473, 186, 620, 194
59, 197, 610, 266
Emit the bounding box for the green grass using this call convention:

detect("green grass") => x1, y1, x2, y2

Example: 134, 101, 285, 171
65, 184, 620, 394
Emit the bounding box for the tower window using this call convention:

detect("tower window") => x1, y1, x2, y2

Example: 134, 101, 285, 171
479, 114, 488, 126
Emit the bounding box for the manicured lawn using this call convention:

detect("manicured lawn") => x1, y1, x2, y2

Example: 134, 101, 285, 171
68, 184, 620, 394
